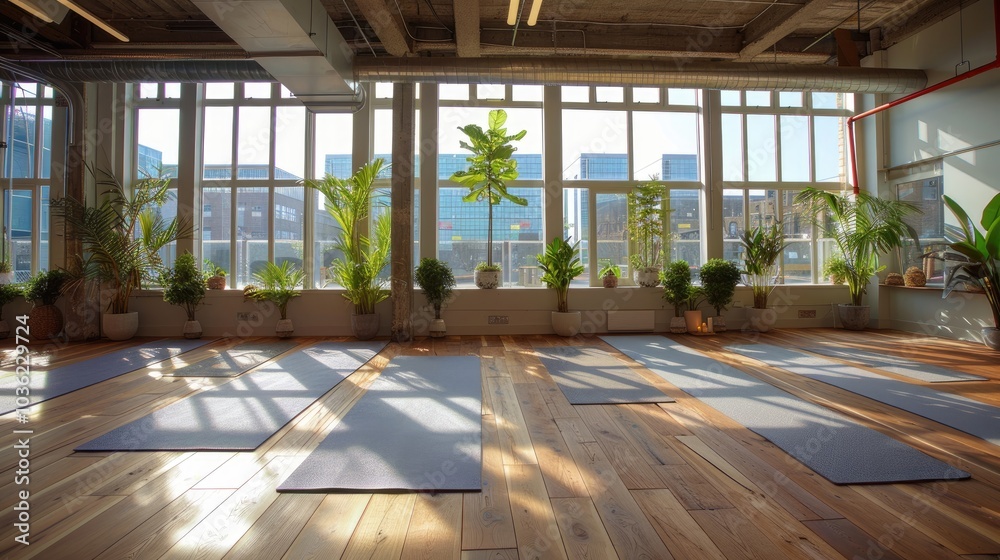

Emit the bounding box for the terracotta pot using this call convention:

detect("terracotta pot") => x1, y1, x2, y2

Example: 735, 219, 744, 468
206, 275, 227, 290
28, 304, 64, 341
684, 310, 703, 333
603, 274, 619, 288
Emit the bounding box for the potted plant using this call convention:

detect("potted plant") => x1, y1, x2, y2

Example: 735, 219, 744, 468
796, 188, 918, 331
628, 178, 667, 287
823, 254, 849, 285
204, 259, 227, 290
451, 109, 528, 289
537, 237, 585, 336
52, 170, 193, 340
700, 258, 741, 332
23, 269, 68, 340
740, 221, 788, 333
662, 260, 692, 333
415, 257, 456, 338
160, 252, 207, 339
0, 282, 21, 339
599, 261, 621, 288
243, 260, 304, 337
305, 158, 390, 340
941, 193, 1000, 350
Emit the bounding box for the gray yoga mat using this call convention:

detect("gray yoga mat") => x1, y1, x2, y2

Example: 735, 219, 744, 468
535, 346, 673, 404
0, 338, 212, 415
75, 341, 385, 451
804, 346, 987, 383
167, 341, 298, 377
278, 355, 482, 492
728, 344, 1000, 447
601, 335, 969, 484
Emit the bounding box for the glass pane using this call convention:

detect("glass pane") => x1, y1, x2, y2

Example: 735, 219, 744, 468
155, 188, 180, 272
8, 105, 37, 178
375, 82, 394, 99
784, 241, 812, 284
477, 84, 505, 100
164, 83, 181, 98
746, 114, 777, 181
39, 106, 52, 179
43, 87, 53, 98
563, 188, 590, 286
203, 106, 233, 177
745, 91, 771, 107
667, 190, 701, 272
896, 176, 946, 280
780, 115, 809, 182
814, 116, 845, 182
439, 84, 470, 101
274, 186, 305, 278
236, 187, 270, 287
138, 83, 158, 99
561, 86, 589, 103
748, 189, 778, 230
720, 90, 741, 106
722, 189, 744, 263
313, 187, 344, 288
374, 109, 393, 170
281, 85, 295, 98
779, 92, 803, 108
596, 87, 624, 103
136, 108, 180, 178
237, 106, 271, 178
439, 107, 543, 181
275, 106, 306, 180
632, 87, 659, 104
633, 112, 699, 181
596, 192, 629, 283
205, 83, 234, 99
562, 110, 628, 180
243, 82, 272, 99
39, 185, 49, 273
668, 89, 697, 105
314, 113, 353, 178
202, 187, 231, 280
812, 92, 840, 109
721, 114, 744, 182
4, 189, 32, 282
512, 85, 544, 102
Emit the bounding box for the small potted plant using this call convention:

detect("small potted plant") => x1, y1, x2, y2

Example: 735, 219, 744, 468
242, 260, 304, 337
740, 221, 788, 333
204, 259, 227, 290
537, 237, 586, 336
599, 261, 621, 288
628, 178, 667, 287
474, 262, 501, 289
415, 258, 457, 338
823, 254, 849, 285
700, 258, 741, 332
161, 252, 207, 339
0, 282, 22, 338
662, 260, 692, 333
23, 269, 68, 340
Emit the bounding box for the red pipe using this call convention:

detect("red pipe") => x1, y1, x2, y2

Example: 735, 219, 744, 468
847, 0, 1000, 194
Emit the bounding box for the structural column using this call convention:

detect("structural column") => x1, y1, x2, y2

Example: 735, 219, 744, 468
390, 82, 415, 342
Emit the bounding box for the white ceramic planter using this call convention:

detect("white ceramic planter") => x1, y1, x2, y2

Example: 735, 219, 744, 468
183, 320, 203, 339
635, 268, 661, 288
551, 311, 581, 336
430, 318, 447, 338
475, 270, 500, 289
276, 318, 294, 338
103, 312, 139, 341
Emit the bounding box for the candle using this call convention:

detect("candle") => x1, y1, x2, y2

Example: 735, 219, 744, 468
701, 322, 708, 333
707, 317, 714, 333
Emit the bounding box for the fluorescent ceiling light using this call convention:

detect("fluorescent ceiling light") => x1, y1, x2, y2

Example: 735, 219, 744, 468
54, 0, 130, 42
507, 0, 519, 26
527, 0, 542, 26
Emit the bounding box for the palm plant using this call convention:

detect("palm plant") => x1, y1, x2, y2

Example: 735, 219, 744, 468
941, 193, 1000, 329
52, 170, 192, 314
451, 109, 528, 269
536, 237, 585, 313
243, 260, 304, 320
740, 222, 788, 309
305, 158, 391, 315
796, 188, 919, 306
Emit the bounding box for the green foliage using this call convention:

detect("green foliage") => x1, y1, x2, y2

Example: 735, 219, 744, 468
822, 254, 849, 285
475, 262, 501, 272
740, 222, 788, 309
52, 170, 193, 314
627, 178, 668, 272
536, 237, 585, 313
796, 188, 919, 306
599, 261, 621, 278
450, 109, 528, 268
304, 158, 391, 315
242, 260, 304, 320
0, 282, 22, 319
203, 258, 226, 279
700, 258, 741, 315
0, 240, 11, 273
23, 269, 68, 306
160, 253, 206, 320
941, 193, 1000, 328
661, 260, 692, 317
415, 258, 456, 318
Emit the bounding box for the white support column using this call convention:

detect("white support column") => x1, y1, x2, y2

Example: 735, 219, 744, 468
542, 86, 562, 247
703, 89, 724, 261
419, 83, 438, 260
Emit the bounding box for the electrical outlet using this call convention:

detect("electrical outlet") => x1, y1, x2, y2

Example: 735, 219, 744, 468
488, 315, 509, 325
237, 312, 259, 322
798, 309, 817, 319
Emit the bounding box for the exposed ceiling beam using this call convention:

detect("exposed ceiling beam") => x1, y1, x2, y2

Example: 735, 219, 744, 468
352, 0, 411, 56
739, 0, 835, 60
875, 0, 963, 50
453, 0, 479, 57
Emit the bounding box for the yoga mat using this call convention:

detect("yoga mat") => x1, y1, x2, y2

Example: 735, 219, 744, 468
278, 355, 482, 492
602, 335, 969, 484
804, 346, 987, 383
167, 340, 298, 377
534, 346, 673, 404
0, 338, 212, 415
75, 341, 385, 451
728, 344, 1000, 447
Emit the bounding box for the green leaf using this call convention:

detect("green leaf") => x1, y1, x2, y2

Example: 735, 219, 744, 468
488, 109, 506, 130
981, 193, 1000, 231
985, 218, 1000, 261
943, 195, 978, 245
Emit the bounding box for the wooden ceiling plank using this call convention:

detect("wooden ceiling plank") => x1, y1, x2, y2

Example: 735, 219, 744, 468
739, 0, 836, 60
352, 0, 411, 56
452, 0, 479, 57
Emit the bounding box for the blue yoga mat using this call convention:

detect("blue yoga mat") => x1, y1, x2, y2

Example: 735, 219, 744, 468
0, 338, 212, 415
75, 341, 386, 451
602, 335, 969, 485
535, 346, 673, 404
804, 346, 986, 383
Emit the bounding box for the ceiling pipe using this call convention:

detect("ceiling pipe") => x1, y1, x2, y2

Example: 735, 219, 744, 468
5, 60, 274, 83
847, 0, 1000, 194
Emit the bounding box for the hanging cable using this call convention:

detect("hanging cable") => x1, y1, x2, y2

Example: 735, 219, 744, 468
342, 0, 377, 56
957, 1, 971, 75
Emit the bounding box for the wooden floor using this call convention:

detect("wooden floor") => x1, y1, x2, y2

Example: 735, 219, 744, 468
1, 329, 999, 560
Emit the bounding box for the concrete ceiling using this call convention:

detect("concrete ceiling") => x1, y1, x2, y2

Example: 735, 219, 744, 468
0, 0, 966, 65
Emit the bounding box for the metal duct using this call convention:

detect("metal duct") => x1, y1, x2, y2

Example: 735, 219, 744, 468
9, 60, 274, 83
354, 57, 928, 94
